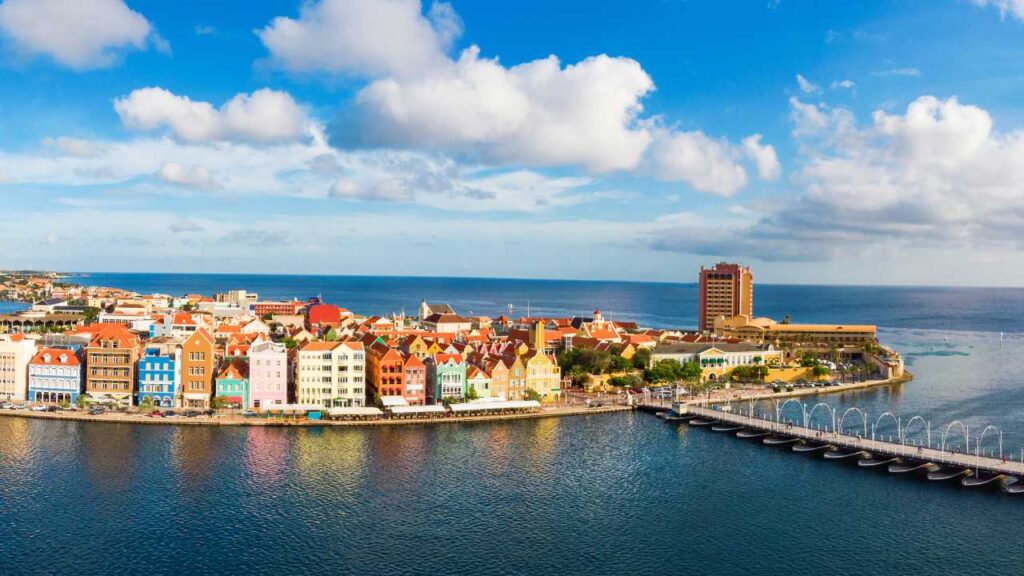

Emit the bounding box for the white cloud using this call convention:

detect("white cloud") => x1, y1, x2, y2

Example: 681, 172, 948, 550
257, 0, 454, 77
157, 162, 219, 190
796, 74, 820, 94
830, 79, 855, 90
194, 24, 216, 36
657, 95, 1024, 262
0, 0, 159, 70
648, 129, 748, 196
260, 0, 775, 193
742, 134, 781, 180
43, 137, 105, 158
114, 87, 311, 144
352, 48, 654, 172
972, 0, 1024, 20
872, 67, 921, 77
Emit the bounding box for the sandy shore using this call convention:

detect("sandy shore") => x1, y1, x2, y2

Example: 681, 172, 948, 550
0, 403, 632, 427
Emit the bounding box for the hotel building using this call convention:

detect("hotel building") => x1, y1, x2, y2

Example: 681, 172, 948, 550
698, 262, 754, 332
296, 341, 366, 408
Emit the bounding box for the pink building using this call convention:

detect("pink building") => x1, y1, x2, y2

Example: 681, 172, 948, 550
248, 339, 288, 409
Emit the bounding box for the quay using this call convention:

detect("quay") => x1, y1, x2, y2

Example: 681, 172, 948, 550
650, 402, 1024, 492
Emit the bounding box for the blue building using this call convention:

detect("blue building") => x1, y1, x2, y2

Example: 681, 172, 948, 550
138, 344, 179, 408
28, 348, 82, 404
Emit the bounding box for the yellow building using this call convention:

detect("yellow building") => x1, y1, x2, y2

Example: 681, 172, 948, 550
714, 315, 877, 348
522, 350, 561, 400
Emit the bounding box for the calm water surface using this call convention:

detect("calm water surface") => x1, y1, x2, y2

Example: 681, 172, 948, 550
0, 274, 1021, 575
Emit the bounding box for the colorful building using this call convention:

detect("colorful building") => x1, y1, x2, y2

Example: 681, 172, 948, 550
215, 359, 250, 409
84, 324, 139, 407
402, 353, 426, 405
426, 353, 466, 402
367, 344, 406, 402
0, 334, 35, 401
295, 341, 366, 407
466, 365, 492, 398
522, 350, 561, 399
28, 347, 81, 404
249, 338, 288, 409
137, 341, 180, 408
182, 328, 215, 408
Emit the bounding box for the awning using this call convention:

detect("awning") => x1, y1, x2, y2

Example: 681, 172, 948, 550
389, 405, 446, 415
379, 396, 409, 407
448, 400, 541, 413
327, 407, 383, 417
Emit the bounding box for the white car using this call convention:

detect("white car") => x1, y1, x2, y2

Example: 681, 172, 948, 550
30, 405, 48, 412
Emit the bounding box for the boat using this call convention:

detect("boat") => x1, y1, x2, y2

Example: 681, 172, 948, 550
688, 418, 715, 427
792, 443, 832, 453
858, 457, 900, 468
763, 436, 801, 446
824, 450, 870, 460
962, 473, 1006, 488
926, 467, 971, 481
888, 461, 938, 474
663, 413, 689, 422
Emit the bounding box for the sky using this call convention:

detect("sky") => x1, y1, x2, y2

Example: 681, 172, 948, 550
1, 0, 1024, 286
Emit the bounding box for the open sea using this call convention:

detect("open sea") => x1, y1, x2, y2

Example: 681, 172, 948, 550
2, 273, 1023, 575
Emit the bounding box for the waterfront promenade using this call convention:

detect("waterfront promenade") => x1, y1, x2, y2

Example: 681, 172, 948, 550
0, 403, 630, 427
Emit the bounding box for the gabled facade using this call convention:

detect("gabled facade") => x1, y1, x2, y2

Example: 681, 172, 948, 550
85, 324, 139, 407
367, 345, 405, 402
466, 366, 492, 398
249, 339, 288, 409
137, 343, 180, 408
402, 353, 426, 405
182, 328, 215, 408
215, 360, 250, 409
28, 347, 81, 404
523, 350, 561, 399
0, 334, 36, 401
426, 353, 466, 403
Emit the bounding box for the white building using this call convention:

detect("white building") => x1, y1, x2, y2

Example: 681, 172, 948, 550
296, 341, 366, 408
0, 335, 37, 401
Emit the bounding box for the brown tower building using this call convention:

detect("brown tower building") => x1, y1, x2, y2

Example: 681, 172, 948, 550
698, 262, 753, 332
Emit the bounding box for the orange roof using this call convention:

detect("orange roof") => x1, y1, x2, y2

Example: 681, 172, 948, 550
300, 341, 340, 352
31, 348, 80, 366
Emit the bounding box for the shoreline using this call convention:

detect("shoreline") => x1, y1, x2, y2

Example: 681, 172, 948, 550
0, 403, 632, 428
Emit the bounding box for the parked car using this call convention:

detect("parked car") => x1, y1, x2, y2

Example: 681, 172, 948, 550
46, 405, 60, 412
202, 409, 216, 416
30, 405, 48, 412
2, 403, 14, 410
183, 410, 200, 418
88, 408, 106, 415
147, 411, 163, 418
242, 410, 257, 418
162, 410, 177, 417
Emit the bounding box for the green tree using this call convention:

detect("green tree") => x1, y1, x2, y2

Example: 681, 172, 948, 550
82, 307, 100, 324
76, 394, 90, 409
799, 353, 818, 368
211, 396, 229, 410
524, 388, 543, 402
609, 354, 632, 373
283, 336, 298, 349
324, 328, 340, 342
679, 360, 702, 382
631, 347, 652, 369
465, 385, 479, 401
812, 364, 831, 378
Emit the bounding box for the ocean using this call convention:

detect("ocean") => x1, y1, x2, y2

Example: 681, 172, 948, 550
0, 273, 1021, 575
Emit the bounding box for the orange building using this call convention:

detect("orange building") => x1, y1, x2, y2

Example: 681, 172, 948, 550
182, 328, 215, 408
367, 344, 405, 400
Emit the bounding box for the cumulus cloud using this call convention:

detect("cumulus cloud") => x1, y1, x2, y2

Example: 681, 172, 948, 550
257, 0, 455, 77
0, 0, 161, 70
657, 95, 1024, 261
796, 74, 820, 94
741, 134, 781, 180
971, 0, 1024, 20
114, 87, 311, 144
830, 79, 855, 90
260, 0, 776, 192
156, 162, 219, 189
349, 48, 655, 173
648, 129, 748, 196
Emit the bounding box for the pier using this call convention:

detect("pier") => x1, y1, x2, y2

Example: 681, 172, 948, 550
650, 400, 1024, 491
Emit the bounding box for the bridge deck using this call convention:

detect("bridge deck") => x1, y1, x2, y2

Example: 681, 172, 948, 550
681, 404, 1023, 478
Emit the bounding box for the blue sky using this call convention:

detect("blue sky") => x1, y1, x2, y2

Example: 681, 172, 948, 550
1, 0, 1023, 285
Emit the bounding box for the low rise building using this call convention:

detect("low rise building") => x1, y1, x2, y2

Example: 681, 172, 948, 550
0, 334, 35, 401
28, 347, 81, 404
296, 341, 366, 408
137, 340, 180, 408
84, 324, 139, 407
215, 360, 250, 409
714, 314, 877, 349
651, 341, 783, 382
182, 329, 215, 408
249, 339, 289, 409
426, 353, 466, 402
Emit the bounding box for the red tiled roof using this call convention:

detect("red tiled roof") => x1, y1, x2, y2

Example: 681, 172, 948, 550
31, 348, 80, 366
